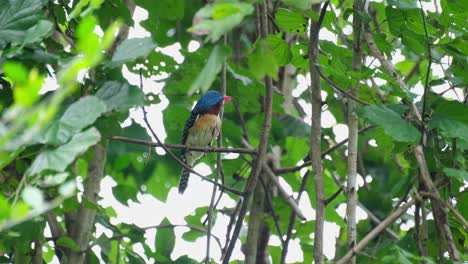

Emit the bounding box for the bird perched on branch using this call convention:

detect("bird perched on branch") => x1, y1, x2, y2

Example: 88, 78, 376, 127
179, 90, 232, 194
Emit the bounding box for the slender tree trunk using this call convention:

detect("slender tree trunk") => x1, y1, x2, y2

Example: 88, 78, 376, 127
309, 3, 325, 263
245, 174, 266, 263
346, 1, 363, 263
67, 145, 106, 263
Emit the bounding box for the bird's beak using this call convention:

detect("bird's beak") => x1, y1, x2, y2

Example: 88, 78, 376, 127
223, 96, 232, 103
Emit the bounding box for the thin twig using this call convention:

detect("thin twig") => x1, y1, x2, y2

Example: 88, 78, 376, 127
263, 164, 306, 220
336, 198, 417, 264
315, 64, 369, 105
206, 33, 229, 263
445, 200, 468, 230
324, 186, 344, 205
419, 0, 432, 120
110, 136, 257, 155
259, 177, 285, 246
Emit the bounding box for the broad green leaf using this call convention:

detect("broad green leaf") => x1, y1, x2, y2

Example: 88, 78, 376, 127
0, 194, 11, 220
0, 0, 48, 44
56, 237, 81, 251
109, 37, 157, 67
283, 0, 325, 10
40, 96, 106, 145
267, 34, 292, 66
248, 39, 279, 80
155, 218, 175, 259
190, 2, 254, 42
23, 20, 53, 44
112, 185, 138, 206
188, 45, 231, 94
432, 97, 468, 124
60, 96, 106, 132
182, 206, 208, 242
27, 127, 101, 176
356, 105, 420, 143
443, 168, 468, 182
275, 8, 308, 34
290, 43, 309, 69
387, 0, 417, 10
174, 255, 198, 264
373, 33, 393, 56
429, 115, 468, 142
95, 81, 146, 112
137, 0, 184, 20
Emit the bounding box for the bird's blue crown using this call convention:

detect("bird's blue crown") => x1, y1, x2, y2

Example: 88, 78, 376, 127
192, 90, 224, 114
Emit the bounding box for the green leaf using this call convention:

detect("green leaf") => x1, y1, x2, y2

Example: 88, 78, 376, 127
267, 34, 292, 66
27, 127, 101, 176
188, 45, 231, 94
137, 0, 185, 20
275, 8, 308, 34
248, 39, 279, 80
387, 0, 417, 10
283, 0, 325, 10
60, 96, 106, 132
373, 33, 393, 56
190, 2, 254, 42
357, 105, 420, 143
3, 62, 44, 107
155, 218, 175, 259
109, 37, 157, 67
95, 81, 146, 112
23, 20, 54, 44
40, 96, 106, 145
112, 185, 138, 206
56, 237, 81, 252
0, 194, 11, 220
429, 115, 468, 142
443, 168, 468, 182
0, 0, 48, 44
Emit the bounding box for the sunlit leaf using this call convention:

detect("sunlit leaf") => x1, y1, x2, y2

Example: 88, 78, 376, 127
248, 39, 279, 80
275, 8, 308, 34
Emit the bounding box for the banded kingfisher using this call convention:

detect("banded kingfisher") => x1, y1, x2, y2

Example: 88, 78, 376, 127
179, 90, 232, 194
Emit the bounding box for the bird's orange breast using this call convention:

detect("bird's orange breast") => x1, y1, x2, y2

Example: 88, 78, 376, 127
185, 114, 221, 164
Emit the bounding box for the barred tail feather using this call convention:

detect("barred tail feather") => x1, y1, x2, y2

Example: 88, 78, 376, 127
178, 168, 190, 194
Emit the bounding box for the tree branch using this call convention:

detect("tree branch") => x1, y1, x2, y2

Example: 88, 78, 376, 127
346, 0, 364, 262
336, 198, 417, 264
263, 164, 306, 220
309, 2, 328, 263
67, 144, 106, 263
109, 136, 256, 155
222, 1, 274, 262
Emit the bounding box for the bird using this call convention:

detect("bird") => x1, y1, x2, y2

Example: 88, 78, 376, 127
179, 90, 232, 194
